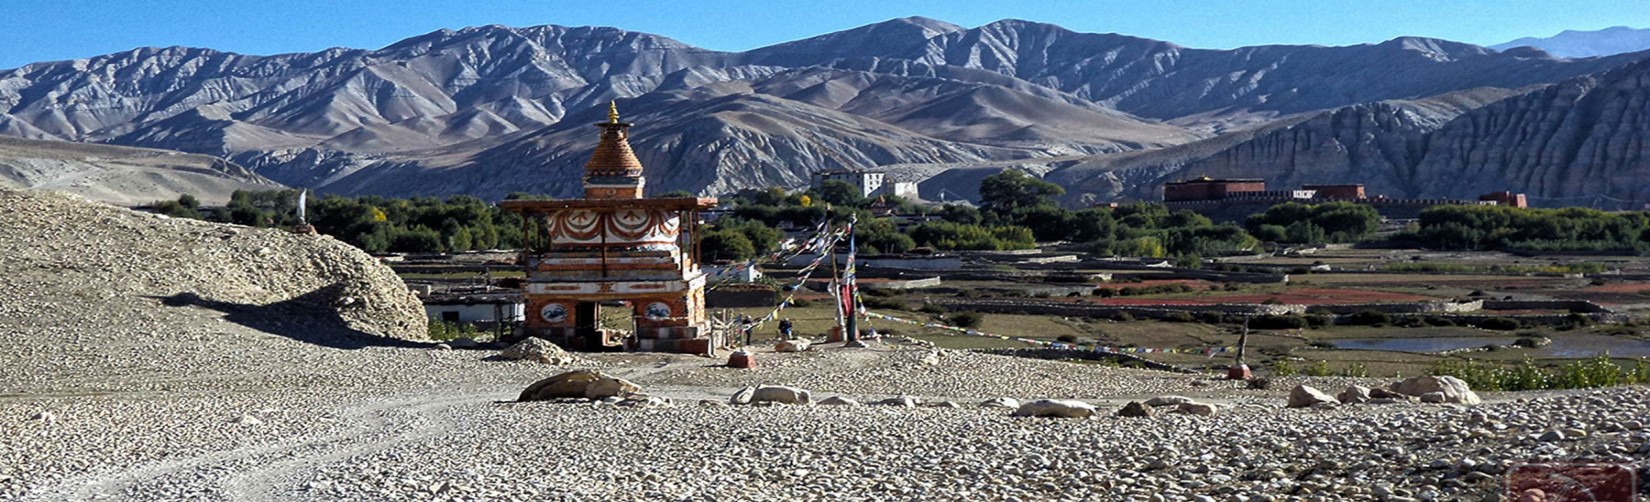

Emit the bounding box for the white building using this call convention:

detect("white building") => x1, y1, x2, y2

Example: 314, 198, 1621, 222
424, 292, 525, 324
811, 169, 918, 199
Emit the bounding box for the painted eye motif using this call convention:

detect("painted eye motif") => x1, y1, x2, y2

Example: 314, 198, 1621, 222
645, 302, 671, 320
540, 303, 568, 323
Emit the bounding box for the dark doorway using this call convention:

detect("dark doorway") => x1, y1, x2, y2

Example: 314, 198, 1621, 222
575, 301, 600, 347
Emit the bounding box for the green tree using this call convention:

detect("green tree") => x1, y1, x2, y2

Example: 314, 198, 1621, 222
702, 230, 756, 262
978, 170, 1063, 215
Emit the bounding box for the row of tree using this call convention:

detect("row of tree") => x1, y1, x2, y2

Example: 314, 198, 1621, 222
154, 173, 1650, 259
155, 190, 526, 254
1407, 205, 1650, 252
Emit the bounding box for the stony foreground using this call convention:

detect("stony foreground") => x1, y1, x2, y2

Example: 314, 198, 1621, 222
1, 190, 1648, 500
5, 343, 1649, 501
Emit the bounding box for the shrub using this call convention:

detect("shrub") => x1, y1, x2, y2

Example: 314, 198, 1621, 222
1272, 360, 1299, 377
947, 311, 984, 329
1056, 334, 1079, 344
1478, 317, 1523, 331
917, 303, 947, 315
1301, 360, 1333, 377
1162, 312, 1196, 323
1250, 314, 1308, 330
1423, 316, 1456, 327
862, 297, 905, 310
1341, 310, 1392, 326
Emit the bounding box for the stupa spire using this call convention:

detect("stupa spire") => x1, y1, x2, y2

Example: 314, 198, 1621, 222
583, 101, 644, 199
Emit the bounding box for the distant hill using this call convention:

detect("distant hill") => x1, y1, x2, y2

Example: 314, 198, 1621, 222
1491, 26, 1650, 58
0, 137, 279, 206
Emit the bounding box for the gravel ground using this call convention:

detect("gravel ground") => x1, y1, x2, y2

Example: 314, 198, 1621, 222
2, 190, 1648, 500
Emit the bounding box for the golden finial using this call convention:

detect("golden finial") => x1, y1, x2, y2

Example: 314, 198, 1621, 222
607, 100, 620, 124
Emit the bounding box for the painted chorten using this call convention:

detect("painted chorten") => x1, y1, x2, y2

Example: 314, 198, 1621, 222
502, 102, 720, 354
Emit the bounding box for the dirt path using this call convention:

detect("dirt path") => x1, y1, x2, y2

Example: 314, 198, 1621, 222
21, 390, 503, 501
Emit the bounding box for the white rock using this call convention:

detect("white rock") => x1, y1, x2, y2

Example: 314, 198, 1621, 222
1287, 385, 1339, 408
1175, 402, 1218, 416
750, 385, 811, 405
1144, 395, 1195, 407
729, 386, 756, 405
1010, 399, 1097, 419
775, 339, 811, 352
1391, 375, 1480, 405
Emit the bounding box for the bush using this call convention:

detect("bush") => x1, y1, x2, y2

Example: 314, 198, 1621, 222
1431, 355, 1646, 391
947, 311, 984, 329
1056, 334, 1079, 344
862, 297, 905, 310
1272, 360, 1299, 377
1250, 314, 1309, 330
1341, 310, 1392, 326
1162, 312, 1196, 323
1423, 316, 1456, 327
917, 303, 946, 314
1477, 317, 1523, 331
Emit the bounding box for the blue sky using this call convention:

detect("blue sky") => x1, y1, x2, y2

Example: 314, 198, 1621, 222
3, 0, 1647, 69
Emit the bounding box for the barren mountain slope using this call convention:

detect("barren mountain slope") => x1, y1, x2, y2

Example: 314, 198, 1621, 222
749, 18, 1650, 122
0, 136, 280, 205
1048, 87, 1529, 203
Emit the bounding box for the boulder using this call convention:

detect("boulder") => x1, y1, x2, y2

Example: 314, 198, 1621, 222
874, 396, 919, 407
924, 400, 961, 409
1118, 401, 1154, 418
519, 370, 639, 401
1176, 403, 1218, 417
1338, 385, 1372, 404
1287, 385, 1339, 408
1010, 399, 1097, 419
750, 385, 812, 405
584, 375, 641, 399
1368, 388, 1414, 401
818, 396, 861, 406
448, 337, 481, 349
979, 397, 1020, 409
775, 339, 811, 352
729, 386, 756, 405
1144, 395, 1195, 407
500, 337, 576, 365
1391, 376, 1481, 405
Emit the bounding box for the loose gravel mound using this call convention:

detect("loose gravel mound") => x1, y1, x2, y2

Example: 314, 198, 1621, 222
0, 188, 426, 342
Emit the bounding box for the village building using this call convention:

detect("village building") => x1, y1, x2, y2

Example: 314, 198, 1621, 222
812, 169, 919, 199
1160, 176, 1529, 221
501, 103, 720, 354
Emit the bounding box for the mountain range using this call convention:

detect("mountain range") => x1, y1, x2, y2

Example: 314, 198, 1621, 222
1, 17, 1648, 207
1492, 26, 1650, 59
